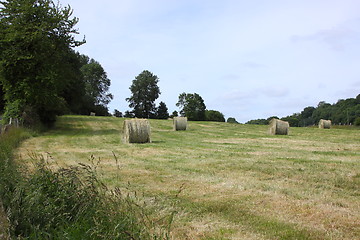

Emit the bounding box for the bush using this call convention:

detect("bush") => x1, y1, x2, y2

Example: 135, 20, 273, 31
355, 117, 360, 126
227, 117, 238, 124
205, 110, 225, 122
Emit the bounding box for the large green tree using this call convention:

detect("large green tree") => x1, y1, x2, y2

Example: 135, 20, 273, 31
176, 92, 206, 121
126, 70, 160, 118
0, 0, 84, 125
79, 55, 113, 115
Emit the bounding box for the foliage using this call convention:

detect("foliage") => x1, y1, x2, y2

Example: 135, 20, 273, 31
227, 117, 239, 124
246, 94, 360, 126
176, 92, 206, 121
205, 110, 225, 122
124, 110, 135, 118
355, 117, 360, 126
0, 0, 85, 126
0, 82, 4, 113
79, 55, 113, 115
281, 115, 300, 127
1, 99, 22, 124
170, 110, 178, 118
113, 109, 123, 118
246, 118, 269, 125
156, 101, 169, 119
126, 70, 161, 119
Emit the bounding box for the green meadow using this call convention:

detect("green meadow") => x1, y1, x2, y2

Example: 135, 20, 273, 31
16, 115, 360, 240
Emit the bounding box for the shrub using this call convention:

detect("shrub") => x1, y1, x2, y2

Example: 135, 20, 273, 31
227, 117, 238, 124
205, 110, 225, 122
355, 117, 360, 126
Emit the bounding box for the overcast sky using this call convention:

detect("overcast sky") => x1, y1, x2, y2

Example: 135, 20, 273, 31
63, 0, 360, 122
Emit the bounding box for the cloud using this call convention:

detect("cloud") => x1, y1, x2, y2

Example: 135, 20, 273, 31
291, 19, 360, 51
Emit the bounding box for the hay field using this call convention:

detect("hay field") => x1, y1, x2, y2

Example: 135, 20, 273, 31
16, 115, 360, 240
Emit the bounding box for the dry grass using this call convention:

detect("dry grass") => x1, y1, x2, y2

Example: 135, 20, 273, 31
16, 116, 360, 239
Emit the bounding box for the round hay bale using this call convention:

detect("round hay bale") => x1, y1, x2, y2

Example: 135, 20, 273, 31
173, 117, 187, 131
123, 119, 151, 143
269, 118, 289, 135
318, 119, 331, 129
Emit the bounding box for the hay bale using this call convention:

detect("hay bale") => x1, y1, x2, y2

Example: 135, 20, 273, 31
173, 117, 187, 131
90, 112, 96, 116
319, 119, 331, 129
123, 119, 151, 143
269, 118, 289, 135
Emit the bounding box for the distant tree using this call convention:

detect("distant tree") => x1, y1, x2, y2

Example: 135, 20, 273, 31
227, 117, 238, 124
0, 0, 85, 125
312, 101, 332, 124
126, 70, 160, 118
124, 110, 135, 118
156, 101, 169, 119
299, 107, 316, 126
246, 119, 268, 125
79, 56, 113, 115
113, 109, 123, 118
205, 110, 225, 122
266, 116, 279, 123
176, 92, 206, 121
281, 115, 300, 127
246, 94, 360, 127
170, 110, 178, 118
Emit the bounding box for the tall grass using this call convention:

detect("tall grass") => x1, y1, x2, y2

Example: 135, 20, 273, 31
0, 128, 171, 239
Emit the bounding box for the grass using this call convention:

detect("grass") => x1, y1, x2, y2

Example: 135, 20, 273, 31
0, 127, 171, 239
16, 115, 360, 239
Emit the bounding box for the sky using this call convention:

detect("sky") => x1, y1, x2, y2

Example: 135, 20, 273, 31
62, 0, 360, 123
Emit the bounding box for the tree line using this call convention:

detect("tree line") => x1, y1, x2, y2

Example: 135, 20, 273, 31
121, 70, 225, 122
0, 0, 112, 127
246, 94, 360, 126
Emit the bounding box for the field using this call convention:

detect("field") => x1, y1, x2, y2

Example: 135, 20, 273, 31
16, 115, 360, 240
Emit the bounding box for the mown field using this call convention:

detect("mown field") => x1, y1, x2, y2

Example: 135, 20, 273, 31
16, 115, 360, 240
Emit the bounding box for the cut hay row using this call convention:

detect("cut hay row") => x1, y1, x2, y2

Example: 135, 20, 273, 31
269, 118, 289, 135
123, 119, 151, 143
318, 119, 331, 129
173, 117, 187, 131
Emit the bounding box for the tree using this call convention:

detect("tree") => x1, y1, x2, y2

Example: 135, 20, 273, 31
281, 115, 300, 127
205, 110, 225, 122
246, 119, 268, 125
227, 117, 238, 124
176, 92, 206, 121
79, 55, 113, 115
170, 110, 178, 118
126, 70, 160, 118
113, 109, 123, 118
0, 0, 85, 125
124, 110, 134, 118
156, 101, 169, 119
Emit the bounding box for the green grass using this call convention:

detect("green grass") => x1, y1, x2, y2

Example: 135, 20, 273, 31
17, 115, 360, 239
1, 127, 171, 239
